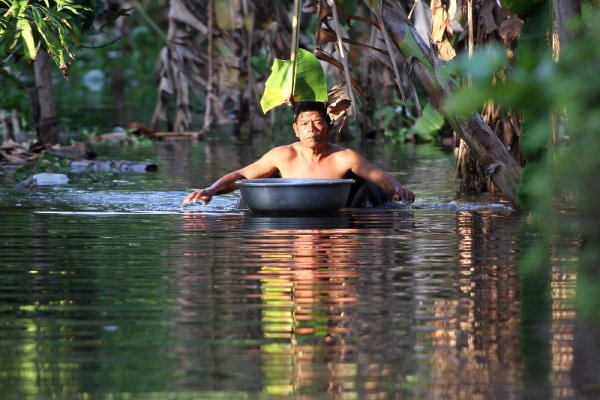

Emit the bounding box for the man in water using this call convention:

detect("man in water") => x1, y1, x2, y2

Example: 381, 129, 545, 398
183, 101, 415, 206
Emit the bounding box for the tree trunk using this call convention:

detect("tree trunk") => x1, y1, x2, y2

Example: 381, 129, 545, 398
553, 0, 582, 45
1, 110, 16, 141
33, 49, 59, 145
452, 1, 525, 197
380, 0, 523, 208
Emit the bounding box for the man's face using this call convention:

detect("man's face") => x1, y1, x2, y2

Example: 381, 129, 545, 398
293, 110, 329, 148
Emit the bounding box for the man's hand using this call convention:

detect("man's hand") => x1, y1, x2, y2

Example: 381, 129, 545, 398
393, 187, 415, 204
182, 188, 214, 206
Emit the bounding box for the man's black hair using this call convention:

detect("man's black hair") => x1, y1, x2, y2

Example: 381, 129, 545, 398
293, 101, 330, 124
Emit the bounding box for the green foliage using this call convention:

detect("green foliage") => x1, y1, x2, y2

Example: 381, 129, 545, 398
0, 0, 98, 76
14, 152, 119, 184
553, 19, 600, 239
50, 3, 164, 135
77, 167, 118, 184
501, 0, 548, 20
251, 53, 269, 76
260, 48, 328, 113
0, 0, 165, 139
15, 153, 70, 181
444, 11, 600, 318
125, 131, 153, 148
374, 104, 406, 144
375, 100, 445, 144
442, 45, 530, 117
411, 103, 445, 141
0, 71, 33, 126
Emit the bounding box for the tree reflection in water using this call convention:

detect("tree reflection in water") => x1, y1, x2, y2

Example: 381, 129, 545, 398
176, 209, 579, 399
245, 224, 361, 396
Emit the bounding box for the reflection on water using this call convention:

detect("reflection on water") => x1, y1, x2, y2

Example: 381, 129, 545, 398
0, 142, 585, 398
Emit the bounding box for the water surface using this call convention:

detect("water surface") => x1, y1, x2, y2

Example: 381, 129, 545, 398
0, 141, 580, 398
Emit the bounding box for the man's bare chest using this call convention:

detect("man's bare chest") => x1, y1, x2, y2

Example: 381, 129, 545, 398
278, 156, 347, 179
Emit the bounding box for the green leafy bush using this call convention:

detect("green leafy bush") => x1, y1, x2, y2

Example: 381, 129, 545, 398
0, 0, 96, 77
375, 100, 446, 144
444, 12, 600, 318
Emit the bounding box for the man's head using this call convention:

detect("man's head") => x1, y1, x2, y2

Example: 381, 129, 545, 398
292, 102, 330, 149
293, 101, 330, 125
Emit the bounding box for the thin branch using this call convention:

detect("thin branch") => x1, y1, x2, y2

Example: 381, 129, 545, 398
243, 0, 254, 113
1, 44, 21, 65
330, 0, 358, 115
290, 0, 301, 103
80, 35, 122, 49
467, 0, 473, 58
134, 1, 166, 41
317, 27, 389, 54
408, 0, 419, 19
371, 4, 407, 105
202, 0, 215, 133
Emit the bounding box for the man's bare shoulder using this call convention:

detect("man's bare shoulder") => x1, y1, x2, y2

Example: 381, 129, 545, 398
328, 144, 361, 159
265, 144, 298, 159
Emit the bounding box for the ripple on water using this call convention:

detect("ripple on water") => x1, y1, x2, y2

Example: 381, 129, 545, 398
0, 172, 563, 399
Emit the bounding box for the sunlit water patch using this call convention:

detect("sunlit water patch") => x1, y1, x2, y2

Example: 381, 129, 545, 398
2, 186, 240, 213
3, 185, 515, 215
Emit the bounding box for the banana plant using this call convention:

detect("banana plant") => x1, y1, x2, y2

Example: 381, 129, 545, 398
260, 0, 328, 113
260, 48, 329, 113
0, 0, 94, 78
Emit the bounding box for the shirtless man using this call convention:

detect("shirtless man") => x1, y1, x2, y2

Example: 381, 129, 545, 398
183, 101, 415, 206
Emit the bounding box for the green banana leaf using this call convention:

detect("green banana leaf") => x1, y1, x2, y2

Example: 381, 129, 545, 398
260, 48, 328, 113
411, 102, 445, 138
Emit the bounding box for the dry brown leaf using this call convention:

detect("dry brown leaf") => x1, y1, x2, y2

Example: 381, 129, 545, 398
315, 48, 344, 70
430, 0, 448, 43
317, 28, 338, 45
0, 150, 27, 164
447, 0, 457, 22
10, 146, 30, 156
480, 1, 498, 35
497, 15, 524, 45
437, 41, 456, 61
430, 0, 456, 61
169, 0, 208, 34
317, 0, 331, 22
328, 84, 347, 100
327, 98, 352, 122
1, 139, 23, 150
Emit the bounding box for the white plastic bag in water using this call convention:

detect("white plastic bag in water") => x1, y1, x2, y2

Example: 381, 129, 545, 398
32, 173, 69, 186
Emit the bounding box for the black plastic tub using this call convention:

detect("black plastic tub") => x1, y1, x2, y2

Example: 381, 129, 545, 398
236, 178, 355, 214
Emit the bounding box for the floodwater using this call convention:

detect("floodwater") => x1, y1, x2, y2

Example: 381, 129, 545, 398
0, 139, 584, 398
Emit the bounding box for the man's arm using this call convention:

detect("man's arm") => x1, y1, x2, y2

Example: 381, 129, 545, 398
182, 170, 244, 205
346, 150, 415, 203
182, 149, 281, 205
